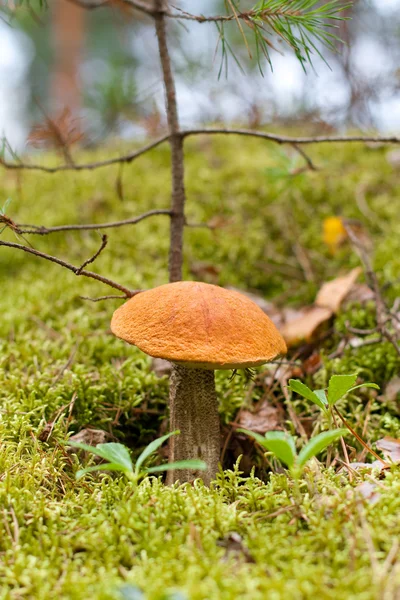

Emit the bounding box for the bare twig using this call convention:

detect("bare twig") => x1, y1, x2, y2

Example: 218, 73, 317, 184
76, 234, 108, 274
17, 209, 171, 235
80, 294, 127, 302
344, 222, 400, 357
0, 240, 137, 297
291, 143, 318, 171
183, 128, 400, 146
334, 407, 388, 466
1, 129, 400, 175
0, 134, 169, 173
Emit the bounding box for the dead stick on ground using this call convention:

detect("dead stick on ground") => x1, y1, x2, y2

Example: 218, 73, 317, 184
334, 407, 388, 466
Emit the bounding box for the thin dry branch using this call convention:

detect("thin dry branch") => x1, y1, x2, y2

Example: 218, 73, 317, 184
17, 209, 171, 235
343, 221, 400, 358
291, 143, 318, 171
1, 129, 399, 175
76, 234, 108, 274
183, 128, 400, 145
80, 294, 127, 302
0, 134, 169, 174
0, 240, 138, 297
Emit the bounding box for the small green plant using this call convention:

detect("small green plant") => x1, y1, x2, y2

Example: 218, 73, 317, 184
68, 430, 207, 483
239, 429, 347, 477
288, 373, 385, 464
288, 373, 379, 416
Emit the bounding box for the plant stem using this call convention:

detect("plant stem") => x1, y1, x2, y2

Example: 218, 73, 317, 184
154, 0, 186, 282
334, 407, 388, 465
331, 407, 352, 481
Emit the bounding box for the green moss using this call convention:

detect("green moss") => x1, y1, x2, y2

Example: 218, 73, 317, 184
1, 138, 400, 598
0, 445, 400, 600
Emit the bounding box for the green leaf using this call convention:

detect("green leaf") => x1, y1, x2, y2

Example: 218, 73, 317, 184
297, 428, 348, 467
1, 198, 12, 216
288, 379, 328, 412
67, 440, 112, 459
263, 431, 297, 469
314, 389, 328, 406
236, 428, 271, 445
327, 374, 358, 406
346, 383, 380, 394
146, 460, 207, 474
68, 441, 133, 471
135, 430, 180, 473
76, 462, 130, 480
238, 429, 296, 468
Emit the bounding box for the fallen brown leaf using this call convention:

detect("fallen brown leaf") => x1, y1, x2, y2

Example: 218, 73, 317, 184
217, 532, 254, 564
262, 363, 303, 389
302, 352, 322, 375
190, 262, 221, 283
280, 268, 365, 347
67, 429, 111, 461
315, 267, 362, 313
238, 400, 283, 434
383, 377, 400, 402
375, 437, 400, 464
355, 481, 381, 504
343, 461, 386, 472
342, 283, 375, 306
280, 306, 332, 348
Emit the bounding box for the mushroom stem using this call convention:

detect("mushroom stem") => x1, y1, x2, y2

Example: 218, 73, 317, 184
167, 364, 220, 486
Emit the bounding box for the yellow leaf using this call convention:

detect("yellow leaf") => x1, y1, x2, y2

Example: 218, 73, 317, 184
323, 216, 347, 254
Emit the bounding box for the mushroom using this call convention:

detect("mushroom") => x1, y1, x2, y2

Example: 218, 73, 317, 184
111, 281, 287, 485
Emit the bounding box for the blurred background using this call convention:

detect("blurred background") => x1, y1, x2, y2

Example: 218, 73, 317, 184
1, 0, 399, 151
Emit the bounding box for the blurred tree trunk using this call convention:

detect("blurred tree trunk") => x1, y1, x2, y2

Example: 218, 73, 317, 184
50, 0, 85, 118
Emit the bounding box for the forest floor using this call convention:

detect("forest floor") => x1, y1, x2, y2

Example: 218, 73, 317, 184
0, 135, 400, 599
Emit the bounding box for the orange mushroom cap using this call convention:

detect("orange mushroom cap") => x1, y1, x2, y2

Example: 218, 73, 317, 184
111, 281, 287, 370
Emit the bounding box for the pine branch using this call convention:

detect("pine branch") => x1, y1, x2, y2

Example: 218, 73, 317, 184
62, 0, 350, 72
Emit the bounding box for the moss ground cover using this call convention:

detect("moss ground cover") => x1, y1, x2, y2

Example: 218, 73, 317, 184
1, 137, 400, 599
